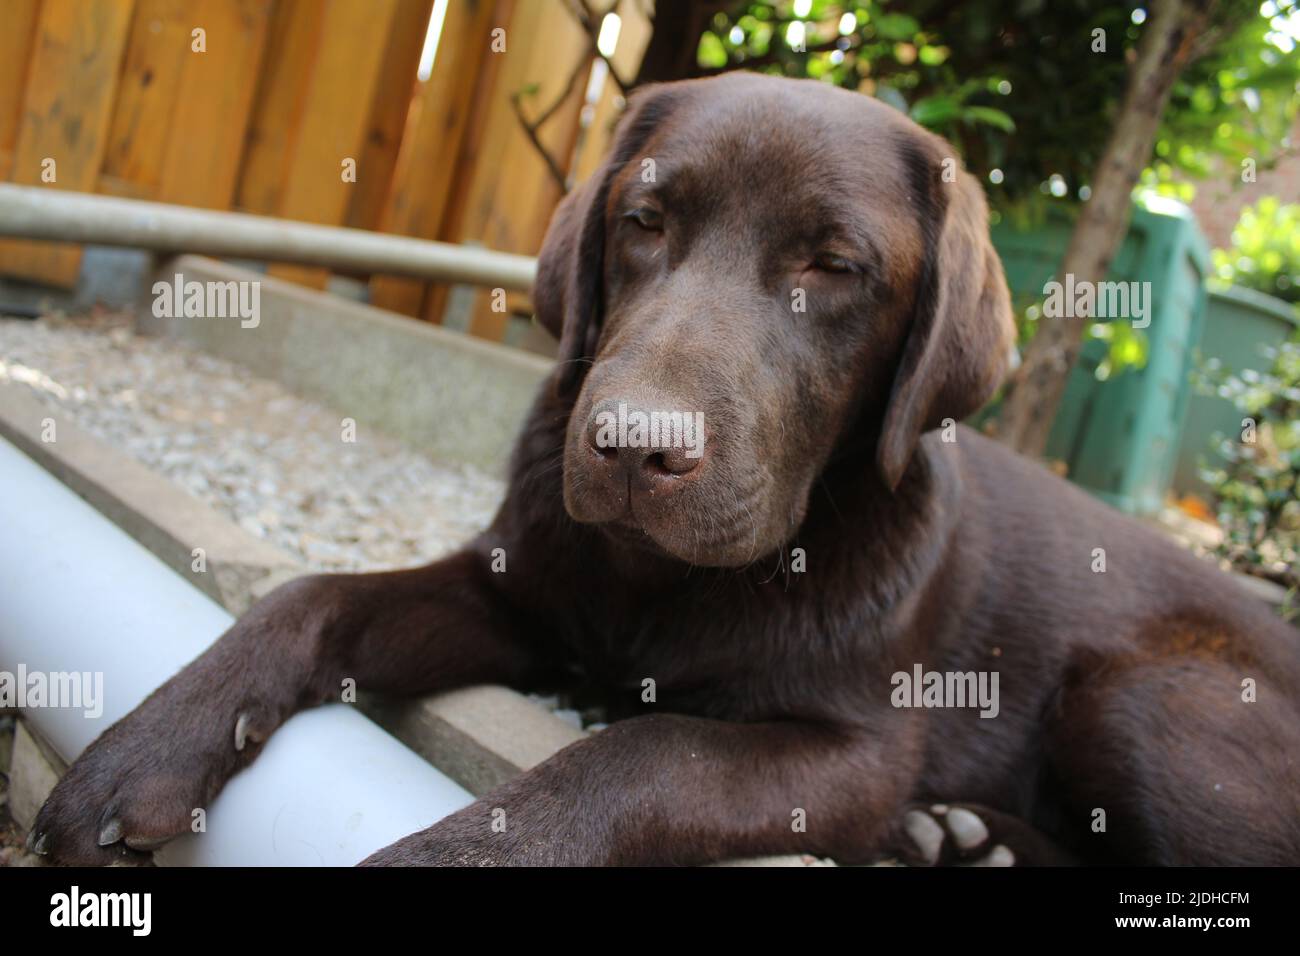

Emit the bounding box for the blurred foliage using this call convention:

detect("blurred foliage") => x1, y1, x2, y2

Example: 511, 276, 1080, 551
1198, 338, 1300, 612
693, 0, 1298, 382
1211, 197, 1300, 303
1142, 0, 1300, 201
697, 0, 1300, 215
1011, 294, 1149, 382
1088, 320, 1151, 380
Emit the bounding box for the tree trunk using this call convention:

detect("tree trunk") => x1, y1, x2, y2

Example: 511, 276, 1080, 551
992, 0, 1214, 455
634, 0, 728, 85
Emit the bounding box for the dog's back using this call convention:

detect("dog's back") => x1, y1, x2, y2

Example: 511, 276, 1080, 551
927, 427, 1300, 862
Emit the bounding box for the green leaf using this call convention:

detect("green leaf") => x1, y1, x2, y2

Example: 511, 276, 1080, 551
918, 44, 949, 66
909, 95, 959, 127
962, 105, 1016, 132
875, 12, 920, 41
697, 31, 727, 69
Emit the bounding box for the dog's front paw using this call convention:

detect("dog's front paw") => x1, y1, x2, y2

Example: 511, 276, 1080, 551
896, 804, 1016, 867
30, 686, 274, 866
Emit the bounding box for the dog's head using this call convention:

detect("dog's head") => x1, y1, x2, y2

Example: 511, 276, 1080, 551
535, 73, 1013, 567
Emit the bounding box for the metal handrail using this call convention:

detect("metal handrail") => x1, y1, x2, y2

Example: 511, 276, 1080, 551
0, 184, 538, 292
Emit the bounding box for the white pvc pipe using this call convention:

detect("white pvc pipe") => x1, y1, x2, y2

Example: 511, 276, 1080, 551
0, 437, 473, 865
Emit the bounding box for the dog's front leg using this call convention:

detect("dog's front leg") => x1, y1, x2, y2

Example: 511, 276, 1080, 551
361, 712, 918, 866
31, 547, 542, 865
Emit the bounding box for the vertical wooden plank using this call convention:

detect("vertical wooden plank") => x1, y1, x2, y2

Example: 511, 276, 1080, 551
0, 0, 136, 287
452, 0, 591, 340
418, 0, 514, 326
100, 0, 192, 196
155, 0, 273, 208
344, 0, 434, 232
572, 0, 653, 182
234, 0, 325, 216
267, 0, 401, 289
369, 0, 497, 316
0, 0, 42, 179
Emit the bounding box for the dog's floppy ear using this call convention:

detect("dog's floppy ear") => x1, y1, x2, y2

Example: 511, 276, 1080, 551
876, 143, 1015, 490
534, 85, 678, 395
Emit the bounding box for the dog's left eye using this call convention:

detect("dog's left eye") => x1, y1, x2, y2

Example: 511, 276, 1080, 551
625, 207, 664, 231
812, 252, 856, 274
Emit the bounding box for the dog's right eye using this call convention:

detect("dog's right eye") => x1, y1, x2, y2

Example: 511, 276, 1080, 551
624, 207, 664, 231
812, 252, 859, 274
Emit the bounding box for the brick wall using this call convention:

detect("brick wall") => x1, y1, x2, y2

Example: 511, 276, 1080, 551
1187, 117, 1300, 251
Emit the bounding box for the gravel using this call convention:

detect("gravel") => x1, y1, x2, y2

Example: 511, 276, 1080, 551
0, 312, 504, 572
0, 714, 41, 867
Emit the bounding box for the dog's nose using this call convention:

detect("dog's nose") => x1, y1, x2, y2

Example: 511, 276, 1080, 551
586, 399, 706, 485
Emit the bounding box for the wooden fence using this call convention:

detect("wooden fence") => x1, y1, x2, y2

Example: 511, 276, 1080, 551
0, 0, 653, 340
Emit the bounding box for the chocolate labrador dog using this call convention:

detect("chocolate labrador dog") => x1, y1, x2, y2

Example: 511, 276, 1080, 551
31, 72, 1300, 866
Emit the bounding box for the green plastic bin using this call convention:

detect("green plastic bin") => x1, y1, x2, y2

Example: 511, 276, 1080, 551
990, 201, 1212, 515
1171, 284, 1300, 496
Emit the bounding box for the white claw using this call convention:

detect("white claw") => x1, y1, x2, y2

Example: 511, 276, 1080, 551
971, 844, 1015, 867
945, 807, 990, 850
903, 809, 946, 864
234, 712, 249, 751
97, 818, 123, 846
27, 830, 49, 855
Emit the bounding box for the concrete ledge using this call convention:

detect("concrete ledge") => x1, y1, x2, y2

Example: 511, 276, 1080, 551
361, 687, 587, 797
7, 720, 65, 832
136, 255, 554, 473
1232, 571, 1291, 609
0, 381, 295, 616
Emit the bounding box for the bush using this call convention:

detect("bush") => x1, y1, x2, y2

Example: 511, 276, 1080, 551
1211, 197, 1300, 305
1200, 338, 1300, 619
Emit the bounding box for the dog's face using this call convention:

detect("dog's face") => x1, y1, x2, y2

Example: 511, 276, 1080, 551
535, 73, 1013, 567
